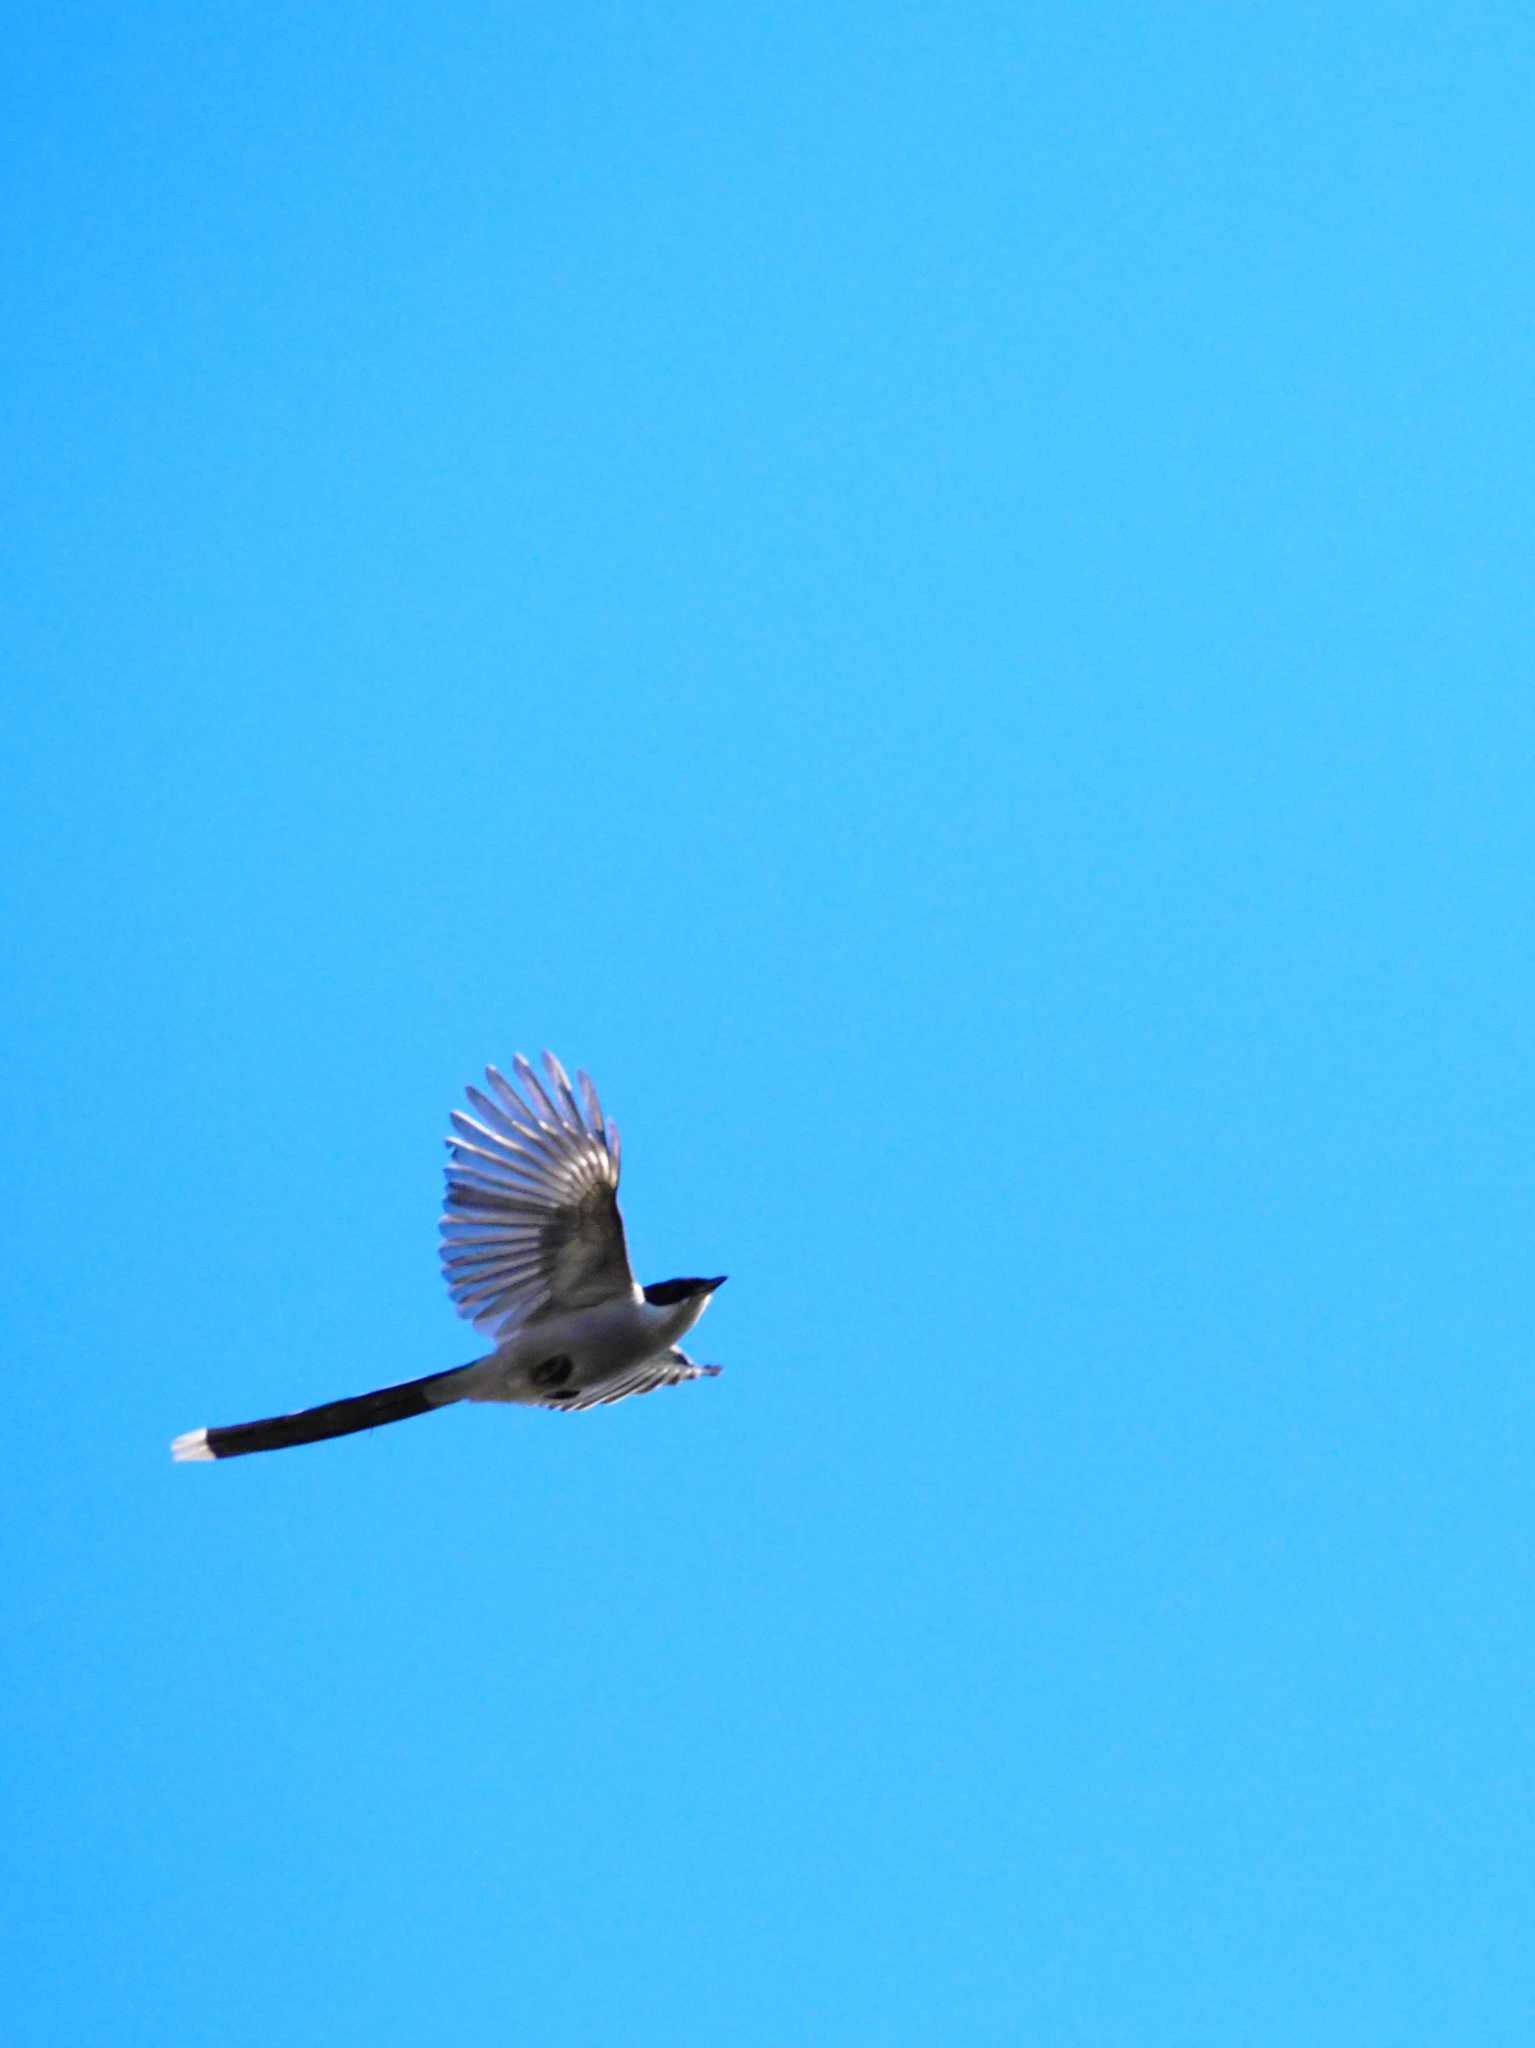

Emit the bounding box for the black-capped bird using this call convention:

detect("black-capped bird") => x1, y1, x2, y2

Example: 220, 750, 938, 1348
171, 1052, 726, 1461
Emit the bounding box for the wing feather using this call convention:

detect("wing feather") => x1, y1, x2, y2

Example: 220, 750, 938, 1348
542, 1050, 590, 1140
439, 1050, 634, 1334
577, 1069, 605, 1135
511, 1053, 568, 1135
539, 1349, 721, 1412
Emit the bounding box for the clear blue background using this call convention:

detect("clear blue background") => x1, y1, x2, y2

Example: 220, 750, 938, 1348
6, 4, 1533, 2042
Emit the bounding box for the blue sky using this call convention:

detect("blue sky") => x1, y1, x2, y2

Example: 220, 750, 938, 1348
6, 3, 1534, 2042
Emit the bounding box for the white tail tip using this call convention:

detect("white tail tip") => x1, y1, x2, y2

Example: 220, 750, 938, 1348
171, 1428, 214, 1463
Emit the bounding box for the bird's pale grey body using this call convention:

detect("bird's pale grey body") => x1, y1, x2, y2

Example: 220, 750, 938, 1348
172, 1050, 725, 1459
450, 1291, 720, 1412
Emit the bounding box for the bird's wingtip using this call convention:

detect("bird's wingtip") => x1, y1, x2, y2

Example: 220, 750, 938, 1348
171, 1428, 214, 1463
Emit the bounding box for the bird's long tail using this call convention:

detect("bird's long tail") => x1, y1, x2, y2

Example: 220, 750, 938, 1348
171, 1364, 472, 1461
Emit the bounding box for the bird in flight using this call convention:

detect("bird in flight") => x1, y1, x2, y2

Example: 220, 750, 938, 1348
172, 1051, 726, 1461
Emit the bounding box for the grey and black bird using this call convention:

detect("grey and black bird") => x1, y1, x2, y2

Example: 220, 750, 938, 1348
172, 1051, 726, 1461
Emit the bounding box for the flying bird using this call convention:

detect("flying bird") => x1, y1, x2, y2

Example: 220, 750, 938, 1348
172, 1051, 726, 1461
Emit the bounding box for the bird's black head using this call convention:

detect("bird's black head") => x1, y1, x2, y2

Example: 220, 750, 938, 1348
643, 1276, 728, 1306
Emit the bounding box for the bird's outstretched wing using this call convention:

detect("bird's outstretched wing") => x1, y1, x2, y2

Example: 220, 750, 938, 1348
440, 1051, 635, 1335
536, 1349, 722, 1412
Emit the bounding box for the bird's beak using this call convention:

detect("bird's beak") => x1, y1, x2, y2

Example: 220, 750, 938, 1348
705, 1276, 728, 1292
